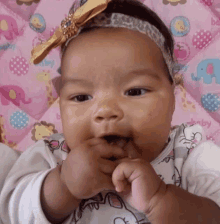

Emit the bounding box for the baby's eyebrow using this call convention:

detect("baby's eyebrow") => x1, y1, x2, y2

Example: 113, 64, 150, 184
127, 68, 161, 81
61, 68, 161, 88
61, 78, 93, 89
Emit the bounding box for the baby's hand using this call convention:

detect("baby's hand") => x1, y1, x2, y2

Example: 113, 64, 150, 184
60, 138, 128, 200
112, 141, 167, 217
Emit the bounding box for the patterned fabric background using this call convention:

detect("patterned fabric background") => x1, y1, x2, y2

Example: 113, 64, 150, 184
0, 0, 220, 151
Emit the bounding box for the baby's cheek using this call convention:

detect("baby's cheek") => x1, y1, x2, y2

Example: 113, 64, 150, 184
131, 101, 171, 133
60, 100, 76, 121
152, 98, 172, 119
64, 108, 80, 127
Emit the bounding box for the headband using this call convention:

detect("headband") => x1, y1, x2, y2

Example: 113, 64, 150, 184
30, 0, 175, 82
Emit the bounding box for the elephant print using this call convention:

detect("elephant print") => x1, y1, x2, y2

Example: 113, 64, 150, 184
0, 15, 23, 40
191, 59, 220, 84
72, 191, 150, 223
0, 85, 32, 107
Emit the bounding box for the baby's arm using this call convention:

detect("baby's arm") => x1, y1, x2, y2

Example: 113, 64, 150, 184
0, 139, 72, 224
41, 137, 128, 223
0, 136, 126, 224
149, 141, 220, 223
41, 165, 81, 223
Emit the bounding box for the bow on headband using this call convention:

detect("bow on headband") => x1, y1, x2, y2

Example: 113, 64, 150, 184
30, 0, 111, 65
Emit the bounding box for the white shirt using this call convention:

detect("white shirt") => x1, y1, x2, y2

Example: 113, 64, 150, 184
0, 143, 20, 224
1, 123, 220, 224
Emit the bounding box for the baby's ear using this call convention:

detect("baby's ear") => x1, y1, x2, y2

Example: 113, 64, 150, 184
52, 76, 61, 96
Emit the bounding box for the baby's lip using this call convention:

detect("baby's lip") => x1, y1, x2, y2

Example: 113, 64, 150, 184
101, 134, 130, 146
108, 138, 130, 161
108, 137, 130, 149
108, 139, 141, 161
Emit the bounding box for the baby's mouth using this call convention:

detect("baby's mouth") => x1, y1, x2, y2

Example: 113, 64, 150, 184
103, 135, 130, 147
103, 135, 130, 161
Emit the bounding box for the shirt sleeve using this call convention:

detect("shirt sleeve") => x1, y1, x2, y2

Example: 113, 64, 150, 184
181, 140, 220, 207
0, 143, 20, 193
0, 140, 72, 224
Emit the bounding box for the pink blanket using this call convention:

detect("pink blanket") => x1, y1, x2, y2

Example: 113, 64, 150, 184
0, 0, 220, 152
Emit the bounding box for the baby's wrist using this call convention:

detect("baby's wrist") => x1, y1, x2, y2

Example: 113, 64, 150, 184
145, 181, 168, 221
57, 165, 81, 203
41, 165, 80, 223
58, 164, 81, 203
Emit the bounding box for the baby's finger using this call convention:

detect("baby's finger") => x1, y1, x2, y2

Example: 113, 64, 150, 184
112, 162, 132, 192
115, 179, 130, 193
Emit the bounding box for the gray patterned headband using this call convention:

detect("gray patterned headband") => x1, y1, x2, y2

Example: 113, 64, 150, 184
61, 12, 175, 82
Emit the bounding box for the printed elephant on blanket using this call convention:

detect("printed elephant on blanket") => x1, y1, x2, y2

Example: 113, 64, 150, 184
191, 59, 220, 84
0, 15, 23, 40
0, 85, 32, 106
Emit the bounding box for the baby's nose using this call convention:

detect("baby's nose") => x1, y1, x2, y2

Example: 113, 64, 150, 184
93, 101, 124, 123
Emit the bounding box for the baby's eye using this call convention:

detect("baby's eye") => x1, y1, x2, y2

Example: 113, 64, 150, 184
125, 88, 149, 96
70, 94, 92, 102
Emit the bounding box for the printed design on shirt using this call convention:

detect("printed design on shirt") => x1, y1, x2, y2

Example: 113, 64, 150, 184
156, 148, 175, 184
44, 139, 69, 153
155, 124, 205, 187
174, 165, 182, 187
31, 121, 58, 142
159, 153, 174, 164
178, 124, 203, 154
44, 138, 69, 165
157, 174, 164, 181
72, 191, 150, 223
173, 124, 205, 188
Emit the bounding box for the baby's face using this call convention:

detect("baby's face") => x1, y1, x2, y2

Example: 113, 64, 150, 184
60, 28, 175, 162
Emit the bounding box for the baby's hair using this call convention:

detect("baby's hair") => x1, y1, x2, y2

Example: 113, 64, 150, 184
61, 0, 175, 83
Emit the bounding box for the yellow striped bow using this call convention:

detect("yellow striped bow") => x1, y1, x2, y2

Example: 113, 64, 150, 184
30, 0, 111, 65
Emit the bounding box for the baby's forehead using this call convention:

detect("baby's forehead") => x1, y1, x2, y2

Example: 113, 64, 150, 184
60, 28, 171, 83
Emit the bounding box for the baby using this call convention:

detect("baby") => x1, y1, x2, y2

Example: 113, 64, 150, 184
1, 0, 220, 223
